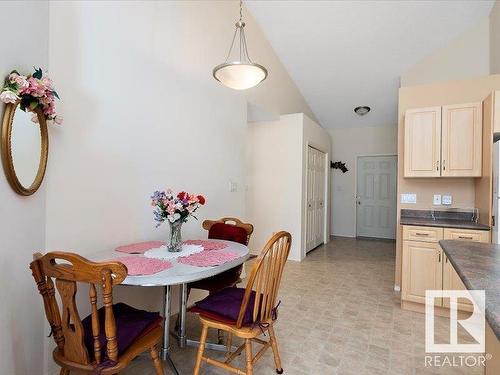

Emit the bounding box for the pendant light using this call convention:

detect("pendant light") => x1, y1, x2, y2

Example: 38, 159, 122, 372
213, 0, 268, 90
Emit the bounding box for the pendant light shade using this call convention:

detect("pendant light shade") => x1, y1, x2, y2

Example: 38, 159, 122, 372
213, 62, 267, 90
213, 1, 268, 90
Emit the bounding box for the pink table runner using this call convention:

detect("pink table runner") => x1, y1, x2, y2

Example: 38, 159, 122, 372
115, 241, 166, 254
113, 256, 172, 276
177, 250, 239, 267
183, 240, 228, 251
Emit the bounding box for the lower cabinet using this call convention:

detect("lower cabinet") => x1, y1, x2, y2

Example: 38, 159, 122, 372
402, 240, 442, 305
402, 225, 489, 312
442, 255, 473, 312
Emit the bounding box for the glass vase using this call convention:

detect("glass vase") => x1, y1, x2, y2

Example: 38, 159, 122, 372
167, 220, 183, 252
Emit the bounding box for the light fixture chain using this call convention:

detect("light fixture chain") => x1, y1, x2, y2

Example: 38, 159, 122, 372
240, 0, 243, 22
225, 27, 238, 62
241, 27, 252, 63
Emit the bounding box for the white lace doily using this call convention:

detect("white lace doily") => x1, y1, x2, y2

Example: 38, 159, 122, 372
144, 244, 203, 260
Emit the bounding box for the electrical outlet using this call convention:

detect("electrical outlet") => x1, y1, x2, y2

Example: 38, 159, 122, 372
442, 195, 452, 205
401, 193, 417, 204
433, 194, 442, 205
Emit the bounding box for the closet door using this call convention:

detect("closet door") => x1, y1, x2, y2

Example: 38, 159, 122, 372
306, 147, 326, 253
441, 102, 482, 177
315, 149, 325, 247
404, 107, 442, 177
306, 148, 316, 252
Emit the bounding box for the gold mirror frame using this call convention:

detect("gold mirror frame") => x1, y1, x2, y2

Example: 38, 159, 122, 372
1, 102, 49, 196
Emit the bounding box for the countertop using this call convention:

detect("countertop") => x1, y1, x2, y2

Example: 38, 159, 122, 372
439, 240, 500, 340
400, 209, 490, 231
400, 217, 490, 231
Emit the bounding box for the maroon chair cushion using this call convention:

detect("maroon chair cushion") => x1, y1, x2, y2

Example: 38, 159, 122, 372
208, 223, 248, 245
190, 287, 257, 326
82, 303, 162, 359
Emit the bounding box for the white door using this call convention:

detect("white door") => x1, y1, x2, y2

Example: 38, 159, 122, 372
356, 155, 397, 239
306, 146, 326, 252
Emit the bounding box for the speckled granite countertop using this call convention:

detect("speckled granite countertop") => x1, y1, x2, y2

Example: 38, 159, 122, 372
400, 217, 490, 230
400, 209, 490, 231
440, 240, 500, 340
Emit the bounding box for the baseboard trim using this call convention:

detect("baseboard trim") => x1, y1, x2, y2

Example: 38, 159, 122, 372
329, 234, 356, 239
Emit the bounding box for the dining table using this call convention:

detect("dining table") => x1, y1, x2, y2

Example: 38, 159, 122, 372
88, 239, 249, 375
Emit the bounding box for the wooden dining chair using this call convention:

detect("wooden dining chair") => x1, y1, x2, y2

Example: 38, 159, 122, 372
30, 252, 165, 375
184, 217, 254, 344
191, 231, 292, 375
188, 217, 254, 294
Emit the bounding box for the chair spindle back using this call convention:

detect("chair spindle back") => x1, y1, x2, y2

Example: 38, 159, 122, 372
30, 252, 127, 365
236, 231, 291, 328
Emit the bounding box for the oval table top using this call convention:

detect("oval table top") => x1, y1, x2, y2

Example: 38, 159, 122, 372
88, 239, 250, 287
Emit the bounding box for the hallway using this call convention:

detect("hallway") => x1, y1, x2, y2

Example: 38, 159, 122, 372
125, 237, 480, 375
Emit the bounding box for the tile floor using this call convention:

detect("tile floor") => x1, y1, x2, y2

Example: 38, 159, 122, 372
123, 237, 483, 375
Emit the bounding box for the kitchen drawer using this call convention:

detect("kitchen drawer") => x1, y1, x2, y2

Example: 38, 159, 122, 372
443, 228, 490, 243
403, 226, 443, 242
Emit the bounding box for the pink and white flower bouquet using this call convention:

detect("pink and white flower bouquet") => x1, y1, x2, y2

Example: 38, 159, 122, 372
0, 68, 62, 125
151, 189, 206, 226
151, 189, 206, 252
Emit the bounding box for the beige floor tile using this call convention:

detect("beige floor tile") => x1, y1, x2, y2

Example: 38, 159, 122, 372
119, 237, 483, 375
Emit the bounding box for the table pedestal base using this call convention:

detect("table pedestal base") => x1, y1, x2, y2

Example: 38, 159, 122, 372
161, 285, 179, 375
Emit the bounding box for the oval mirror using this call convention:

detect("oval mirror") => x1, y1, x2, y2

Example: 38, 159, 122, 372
1, 102, 48, 196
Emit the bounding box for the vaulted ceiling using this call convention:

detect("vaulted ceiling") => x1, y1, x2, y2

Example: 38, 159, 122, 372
246, 0, 495, 129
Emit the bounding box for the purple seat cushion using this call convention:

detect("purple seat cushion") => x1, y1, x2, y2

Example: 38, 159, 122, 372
191, 287, 257, 326
82, 303, 161, 359
208, 223, 248, 245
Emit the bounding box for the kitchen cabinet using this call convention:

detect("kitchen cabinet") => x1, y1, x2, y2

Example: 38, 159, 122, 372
402, 239, 443, 305
403, 102, 482, 178
401, 225, 489, 312
443, 227, 490, 242
441, 103, 482, 177
486, 323, 500, 375
442, 256, 473, 312
404, 107, 442, 177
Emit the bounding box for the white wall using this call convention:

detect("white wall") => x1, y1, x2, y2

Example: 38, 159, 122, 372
491, 1, 500, 74
44, 2, 313, 373
246, 115, 303, 260
246, 113, 330, 261
401, 17, 490, 87
328, 125, 397, 237
0, 2, 49, 375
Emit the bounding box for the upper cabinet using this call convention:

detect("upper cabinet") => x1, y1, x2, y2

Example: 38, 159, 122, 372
404, 107, 442, 177
441, 103, 482, 177
404, 102, 482, 178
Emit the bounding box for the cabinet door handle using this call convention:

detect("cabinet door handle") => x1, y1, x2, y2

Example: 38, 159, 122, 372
458, 236, 473, 240
445, 256, 448, 263
436, 161, 439, 171
438, 252, 441, 263
443, 160, 446, 171
415, 232, 429, 236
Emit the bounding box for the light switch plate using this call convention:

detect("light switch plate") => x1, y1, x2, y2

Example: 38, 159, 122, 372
229, 181, 238, 192
442, 195, 452, 205
401, 193, 417, 204
433, 194, 442, 205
